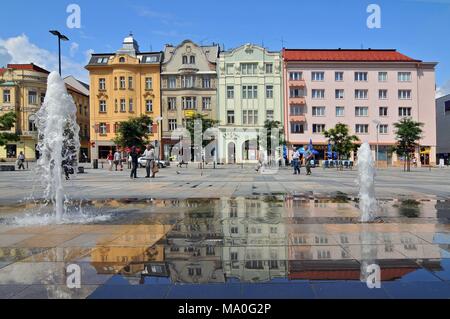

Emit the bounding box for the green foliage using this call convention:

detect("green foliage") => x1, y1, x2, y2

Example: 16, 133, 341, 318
0, 112, 19, 147
113, 115, 153, 150
185, 112, 219, 147
393, 118, 423, 172
323, 123, 359, 160
262, 120, 285, 156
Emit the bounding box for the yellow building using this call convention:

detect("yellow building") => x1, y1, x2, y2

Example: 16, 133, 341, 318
0, 63, 91, 161
85, 35, 163, 160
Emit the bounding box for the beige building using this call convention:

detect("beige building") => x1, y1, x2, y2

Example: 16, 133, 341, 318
160, 40, 220, 160
0, 64, 90, 161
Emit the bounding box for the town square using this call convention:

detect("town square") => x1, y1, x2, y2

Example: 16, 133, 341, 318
0, 0, 450, 304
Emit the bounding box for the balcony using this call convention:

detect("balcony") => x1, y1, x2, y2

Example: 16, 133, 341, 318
21, 131, 38, 138
289, 97, 306, 105
289, 115, 306, 122
289, 80, 306, 87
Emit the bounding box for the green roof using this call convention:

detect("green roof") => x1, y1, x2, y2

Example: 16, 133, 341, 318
0, 81, 16, 87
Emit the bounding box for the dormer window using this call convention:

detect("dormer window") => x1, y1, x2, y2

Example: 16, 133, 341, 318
119, 57, 125, 63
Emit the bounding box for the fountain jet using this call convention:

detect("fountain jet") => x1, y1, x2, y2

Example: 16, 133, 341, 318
357, 142, 377, 222
35, 72, 80, 223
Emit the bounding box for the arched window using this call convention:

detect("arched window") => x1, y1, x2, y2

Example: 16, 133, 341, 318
28, 114, 37, 132
119, 57, 125, 63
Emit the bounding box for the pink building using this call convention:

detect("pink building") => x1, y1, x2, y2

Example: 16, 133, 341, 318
282, 49, 437, 167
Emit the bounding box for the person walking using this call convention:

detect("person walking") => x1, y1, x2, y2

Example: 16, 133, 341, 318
292, 148, 301, 175
129, 146, 139, 179
143, 145, 155, 178
113, 149, 123, 171
17, 152, 26, 170
304, 146, 313, 176
107, 151, 114, 171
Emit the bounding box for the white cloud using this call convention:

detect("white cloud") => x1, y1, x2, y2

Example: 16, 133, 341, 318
437, 80, 450, 98
70, 42, 79, 57
0, 34, 90, 83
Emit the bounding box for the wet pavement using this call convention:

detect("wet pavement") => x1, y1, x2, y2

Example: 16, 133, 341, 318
0, 197, 449, 299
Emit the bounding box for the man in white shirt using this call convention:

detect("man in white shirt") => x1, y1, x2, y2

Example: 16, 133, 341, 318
143, 145, 155, 178
292, 148, 301, 175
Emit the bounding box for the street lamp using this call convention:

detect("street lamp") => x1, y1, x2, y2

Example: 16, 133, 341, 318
49, 30, 69, 76
373, 120, 381, 168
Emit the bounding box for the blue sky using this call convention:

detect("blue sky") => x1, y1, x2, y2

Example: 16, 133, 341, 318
0, 0, 449, 94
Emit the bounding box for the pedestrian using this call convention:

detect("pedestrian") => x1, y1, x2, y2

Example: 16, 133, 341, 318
114, 149, 123, 171
129, 146, 139, 179
107, 151, 114, 171
304, 146, 313, 176
143, 145, 155, 178
17, 152, 26, 170
292, 148, 301, 175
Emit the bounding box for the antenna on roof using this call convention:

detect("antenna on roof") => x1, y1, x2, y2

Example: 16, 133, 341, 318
360, 43, 364, 49
281, 37, 287, 49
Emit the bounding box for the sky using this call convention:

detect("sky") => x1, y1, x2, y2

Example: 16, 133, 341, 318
0, 0, 449, 96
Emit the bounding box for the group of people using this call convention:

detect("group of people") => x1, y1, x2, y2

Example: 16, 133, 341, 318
291, 145, 314, 176
109, 144, 159, 180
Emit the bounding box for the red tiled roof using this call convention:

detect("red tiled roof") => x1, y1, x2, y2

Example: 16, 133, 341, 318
288, 268, 417, 281
6, 63, 50, 74
283, 49, 421, 63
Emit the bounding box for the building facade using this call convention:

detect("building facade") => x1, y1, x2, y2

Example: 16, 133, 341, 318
217, 44, 283, 164
282, 49, 437, 167
85, 35, 163, 160
160, 40, 219, 160
436, 94, 450, 165
0, 64, 90, 161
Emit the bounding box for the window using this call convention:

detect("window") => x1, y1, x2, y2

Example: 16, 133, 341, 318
379, 89, 388, 100
168, 119, 177, 131
119, 57, 125, 63
242, 86, 258, 99
227, 86, 234, 99
145, 100, 153, 113
291, 122, 304, 134
99, 78, 106, 90
335, 72, 344, 81
168, 97, 177, 110
242, 110, 258, 125
226, 63, 234, 75
241, 63, 258, 75
398, 72, 412, 82
335, 89, 344, 99
312, 106, 325, 116
28, 115, 37, 132
227, 111, 235, 124
114, 99, 118, 112
97, 57, 109, 64
120, 99, 126, 112
182, 56, 188, 64
128, 77, 133, 89
355, 89, 368, 99
190, 56, 196, 64
312, 89, 325, 99
266, 110, 274, 121
40, 93, 45, 104
182, 75, 194, 88
265, 63, 273, 74
379, 107, 388, 117
231, 227, 239, 234
202, 77, 211, 88
355, 124, 369, 134
230, 252, 238, 261
290, 88, 304, 98
165, 77, 175, 90
182, 97, 196, 109
445, 101, 450, 114
99, 123, 107, 135
79, 105, 82, 114
312, 124, 326, 133
99, 100, 107, 113
129, 99, 134, 112
336, 106, 345, 117
291, 105, 304, 115
399, 107, 412, 117
145, 77, 153, 90
3, 90, 11, 103
119, 77, 126, 89
379, 124, 388, 134
355, 107, 369, 117
28, 91, 37, 105
312, 72, 324, 81
399, 90, 411, 100
290, 72, 302, 81
202, 97, 211, 110
114, 77, 117, 90
266, 85, 274, 99
355, 72, 368, 81
378, 72, 388, 82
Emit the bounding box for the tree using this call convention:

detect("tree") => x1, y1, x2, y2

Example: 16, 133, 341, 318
323, 123, 360, 160
113, 115, 153, 151
0, 112, 19, 147
393, 118, 423, 172
262, 120, 285, 159
185, 112, 219, 148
